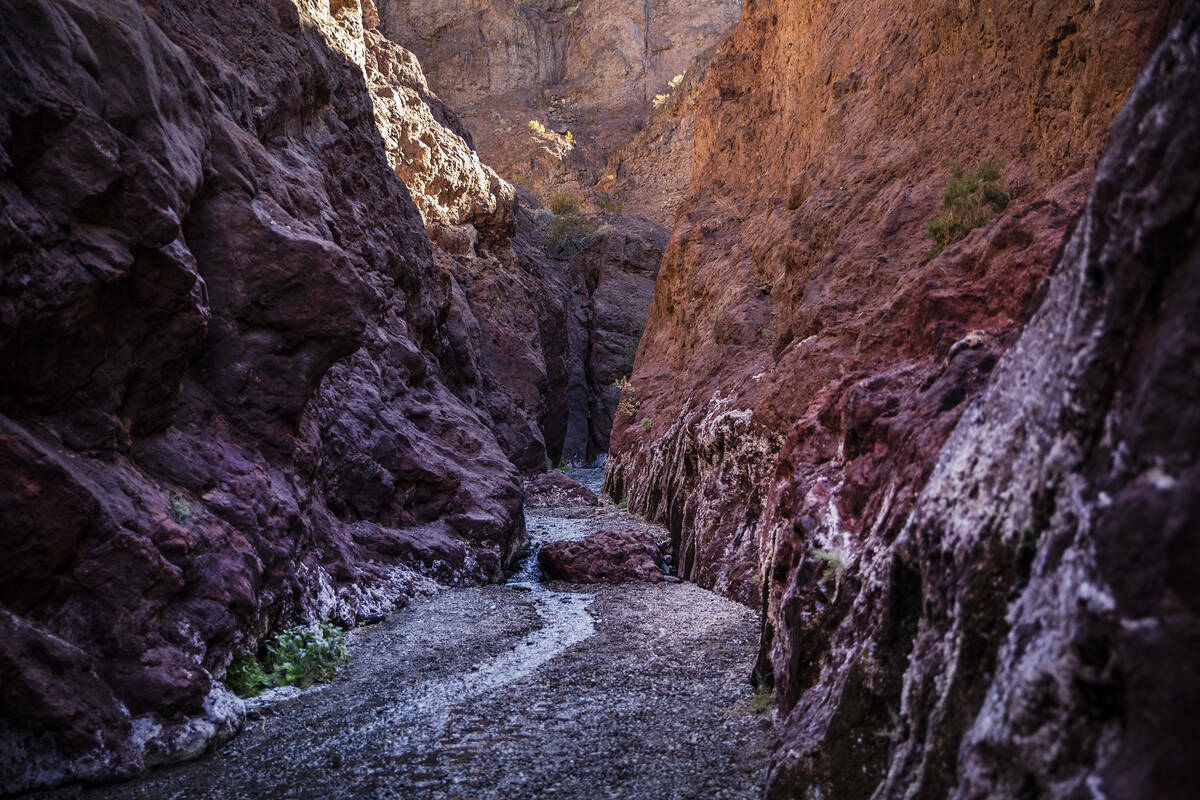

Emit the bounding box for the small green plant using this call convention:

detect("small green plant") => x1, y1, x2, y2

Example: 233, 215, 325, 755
545, 213, 599, 257
549, 191, 581, 215
641, 418, 652, 432
555, 457, 570, 473
809, 546, 847, 584
168, 491, 192, 523
619, 498, 628, 510
614, 376, 641, 418
268, 621, 348, 688
225, 620, 350, 698
926, 160, 1010, 254
527, 119, 549, 135
750, 687, 773, 714
226, 653, 273, 698
564, 130, 576, 145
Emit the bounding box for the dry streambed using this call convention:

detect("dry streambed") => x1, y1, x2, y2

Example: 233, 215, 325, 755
40, 472, 774, 799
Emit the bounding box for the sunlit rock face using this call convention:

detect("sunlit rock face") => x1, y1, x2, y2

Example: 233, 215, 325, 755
0, 0, 531, 790
604, 0, 1195, 798
374, 0, 742, 226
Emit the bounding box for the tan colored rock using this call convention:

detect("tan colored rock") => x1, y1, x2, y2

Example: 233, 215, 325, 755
374, 0, 740, 224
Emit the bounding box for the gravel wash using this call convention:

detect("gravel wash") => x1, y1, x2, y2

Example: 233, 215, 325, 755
39, 474, 775, 800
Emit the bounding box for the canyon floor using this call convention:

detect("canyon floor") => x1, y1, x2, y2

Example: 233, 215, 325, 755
35, 470, 774, 800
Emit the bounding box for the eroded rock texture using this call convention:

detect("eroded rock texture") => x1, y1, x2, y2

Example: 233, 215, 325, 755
608, 1, 1197, 798
374, 0, 741, 224
766, 12, 1200, 798
607, 0, 1182, 603
362, 15, 666, 467
0, 0, 537, 790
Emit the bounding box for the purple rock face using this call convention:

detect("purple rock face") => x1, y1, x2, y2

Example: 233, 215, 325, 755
538, 528, 665, 584
0, 0, 528, 790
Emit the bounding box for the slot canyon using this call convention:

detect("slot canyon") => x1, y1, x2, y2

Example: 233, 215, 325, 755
0, 0, 1196, 798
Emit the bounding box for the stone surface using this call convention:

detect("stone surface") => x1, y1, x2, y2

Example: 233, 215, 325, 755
525, 471, 599, 508
764, 11, 1200, 797
0, 0, 667, 789
374, 0, 741, 225
607, 0, 1182, 604
0, 0, 533, 790
538, 528, 665, 584
361, 23, 666, 469
606, 1, 1197, 798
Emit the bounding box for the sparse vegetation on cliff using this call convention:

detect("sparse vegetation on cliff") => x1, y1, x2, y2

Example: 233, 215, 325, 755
926, 160, 1011, 254
549, 191, 581, 214
546, 192, 600, 256
615, 376, 641, 417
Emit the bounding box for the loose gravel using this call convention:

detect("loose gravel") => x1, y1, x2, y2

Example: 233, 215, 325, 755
39, 471, 774, 799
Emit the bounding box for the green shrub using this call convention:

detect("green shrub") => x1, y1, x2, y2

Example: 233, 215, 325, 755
225, 620, 350, 698
226, 653, 273, 698
168, 491, 192, 523
750, 688, 773, 714
926, 160, 1010, 254
641, 418, 652, 432
549, 191, 581, 215
546, 212, 599, 257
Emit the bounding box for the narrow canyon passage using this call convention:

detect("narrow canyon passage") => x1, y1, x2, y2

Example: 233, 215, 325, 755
34, 472, 773, 800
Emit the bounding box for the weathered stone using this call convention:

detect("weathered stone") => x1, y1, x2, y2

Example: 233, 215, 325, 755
606, 1, 1196, 798
525, 471, 599, 508
0, 0, 527, 790
374, 0, 741, 225
538, 528, 665, 584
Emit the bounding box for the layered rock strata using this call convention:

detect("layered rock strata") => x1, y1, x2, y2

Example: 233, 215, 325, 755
606, 0, 1195, 797
374, 0, 741, 225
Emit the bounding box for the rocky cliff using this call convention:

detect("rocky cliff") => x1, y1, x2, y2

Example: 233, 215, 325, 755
374, 0, 741, 225
607, 1, 1197, 798
0, 0, 655, 790
360, 15, 666, 467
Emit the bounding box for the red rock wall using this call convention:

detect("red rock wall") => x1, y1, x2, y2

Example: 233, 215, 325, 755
608, 0, 1181, 600
0, 0, 533, 789
607, 1, 1195, 797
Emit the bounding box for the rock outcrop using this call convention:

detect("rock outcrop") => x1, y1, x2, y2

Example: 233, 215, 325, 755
524, 471, 599, 508
374, 0, 741, 225
538, 528, 666, 584
607, 1, 1197, 798
362, 14, 666, 468
0, 0, 532, 791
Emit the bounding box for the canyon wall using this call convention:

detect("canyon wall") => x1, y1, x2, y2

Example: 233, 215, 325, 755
375, 0, 741, 225
0, 0, 652, 790
360, 17, 666, 467
606, 0, 1196, 798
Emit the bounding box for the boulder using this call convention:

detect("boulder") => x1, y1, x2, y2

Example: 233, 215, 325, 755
538, 529, 665, 584
524, 472, 599, 507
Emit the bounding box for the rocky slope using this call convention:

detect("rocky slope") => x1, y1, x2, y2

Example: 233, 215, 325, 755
607, 1, 1197, 798
0, 0, 654, 791
374, 0, 741, 225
